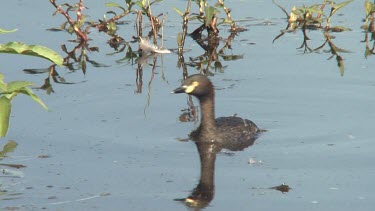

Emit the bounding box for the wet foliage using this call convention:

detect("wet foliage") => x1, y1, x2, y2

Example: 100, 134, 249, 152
0, 73, 48, 137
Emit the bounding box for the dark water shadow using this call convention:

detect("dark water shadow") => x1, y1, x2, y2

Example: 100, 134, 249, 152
174, 133, 259, 209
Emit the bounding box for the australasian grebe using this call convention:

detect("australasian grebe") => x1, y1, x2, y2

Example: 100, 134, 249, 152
172, 74, 260, 145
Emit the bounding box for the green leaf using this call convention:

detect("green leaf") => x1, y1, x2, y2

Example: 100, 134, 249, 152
135, 1, 144, 8
221, 54, 244, 61
0, 140, 17, 157
105, 2, 122, 7
173, 7, 184, 17
330, 26, 352, 32
365, 1, 373, 18
105, 2, 126, 12
205, 6, 215, 27
298, 6, 323, 14
365, 45, 372, 58
0, 96, 11, 137
150, 0, 163, 5
19, 87, 48, 111
332, 0, 354, 16
0, 28, 17, 34
6, 81, 34, 93
0, 42, 64, 66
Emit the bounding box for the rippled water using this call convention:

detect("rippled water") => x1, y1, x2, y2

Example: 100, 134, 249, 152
1, 0, 374, 210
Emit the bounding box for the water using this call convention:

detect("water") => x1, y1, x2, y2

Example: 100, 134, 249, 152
1, 0, 374, 210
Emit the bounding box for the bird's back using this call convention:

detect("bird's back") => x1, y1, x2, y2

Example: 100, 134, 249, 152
190, 116, 260, 151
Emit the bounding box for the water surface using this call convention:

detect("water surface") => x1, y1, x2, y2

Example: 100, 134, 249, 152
1, 0, 374, 210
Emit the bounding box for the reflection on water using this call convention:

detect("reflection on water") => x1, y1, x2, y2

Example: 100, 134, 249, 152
274, 25, 351, 76
0, 140, 25, 202
271, 0, 375, 76
176, 134, 259, 209
187, 29, 244, 75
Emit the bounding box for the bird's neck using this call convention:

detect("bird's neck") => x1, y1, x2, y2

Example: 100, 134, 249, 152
199, 93, 216, 132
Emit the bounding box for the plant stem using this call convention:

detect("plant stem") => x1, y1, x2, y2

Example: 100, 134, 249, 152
49, 0, 88, 42
217, 0, 236, 32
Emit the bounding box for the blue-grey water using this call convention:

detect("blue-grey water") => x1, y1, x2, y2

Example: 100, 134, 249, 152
1, 0, 374, 210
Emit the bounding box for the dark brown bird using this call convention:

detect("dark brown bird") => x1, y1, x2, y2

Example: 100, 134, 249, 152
172, 74, 260, 148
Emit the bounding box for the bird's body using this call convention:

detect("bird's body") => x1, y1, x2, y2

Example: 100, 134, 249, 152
173, 74, 260, 148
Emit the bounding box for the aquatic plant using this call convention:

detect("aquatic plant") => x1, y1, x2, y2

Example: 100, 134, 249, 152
0, 29, 64, 137
362, 0, 375, 57
272, 0, 354, 76
174, 0, 245, 38
273, 0, 354, 32
49, 0, 89, 42
0, 73, 49, 137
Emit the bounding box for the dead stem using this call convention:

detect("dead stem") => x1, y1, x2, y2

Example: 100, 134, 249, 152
272, 0, 290, 19
208, 15, 219, 35
136, 66, 143, 93
77, 0, 84, 23
161, 15, 167, 48
137, 10, 143, 38
317, 0, 329, 19
177, 0, 191, 78
217, 0, 236, 32
146, 0, 158, 45
218, 32, 236, 54
145, 56, 157, 111
178, 0, 191, 52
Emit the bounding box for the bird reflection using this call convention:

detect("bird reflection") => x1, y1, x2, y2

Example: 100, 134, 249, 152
175, 132, 259, 209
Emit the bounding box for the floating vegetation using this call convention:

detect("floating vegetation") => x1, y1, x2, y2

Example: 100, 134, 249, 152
272, 0, 355, 76
273, 0, 354, 32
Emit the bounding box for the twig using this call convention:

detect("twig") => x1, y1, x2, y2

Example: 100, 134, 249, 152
272, 0, 290, 19
317, 0, 328, 19
178, 0, 191, 52
49, 0, 88, 42
217, 0, 236, 32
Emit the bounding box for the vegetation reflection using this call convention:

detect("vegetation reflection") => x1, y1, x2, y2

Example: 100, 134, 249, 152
273, 0, 354, 76
0, 139, 26, 201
